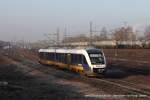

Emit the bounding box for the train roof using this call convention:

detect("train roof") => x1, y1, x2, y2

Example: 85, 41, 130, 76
38, 47, 102, 54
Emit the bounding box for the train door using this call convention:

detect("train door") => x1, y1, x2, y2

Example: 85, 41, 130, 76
66, 53, 71, 68
82, 55, 90, 72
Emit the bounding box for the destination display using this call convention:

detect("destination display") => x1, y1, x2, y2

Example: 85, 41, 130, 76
89, 54, 102, 57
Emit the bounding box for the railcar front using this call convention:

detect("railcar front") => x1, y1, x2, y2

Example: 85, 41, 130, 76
85, 48, 107, 76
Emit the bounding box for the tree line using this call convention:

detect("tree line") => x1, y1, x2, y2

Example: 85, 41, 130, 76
63, 26, 150, 43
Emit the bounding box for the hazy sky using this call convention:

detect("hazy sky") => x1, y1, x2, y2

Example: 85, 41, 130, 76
0, 0, 150, 42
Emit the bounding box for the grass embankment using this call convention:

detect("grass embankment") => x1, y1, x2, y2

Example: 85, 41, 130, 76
0, 50, 85, 100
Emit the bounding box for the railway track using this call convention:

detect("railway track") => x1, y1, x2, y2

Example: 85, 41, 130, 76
14, 59, 150, 99
95, 78, 150, 96
106, 79, 150, 93
110, 58, 150, 64
81, 77, 150, 99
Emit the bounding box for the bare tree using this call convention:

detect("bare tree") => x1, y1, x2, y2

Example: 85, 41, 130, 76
113, 26, 136, 41
144, 26, 150, 41
62, 34, 89, 42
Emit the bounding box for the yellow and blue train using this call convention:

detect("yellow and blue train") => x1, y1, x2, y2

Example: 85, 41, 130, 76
38, 48, 107, 76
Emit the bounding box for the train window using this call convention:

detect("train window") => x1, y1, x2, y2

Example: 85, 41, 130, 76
60, 53, 66, 63
71, 54, 82, 65
56, 53, 58, 61
82, 55, 87, 65
47, 52, 54, 61
46, 53, 49, 60
55, 53, 62, 62
64, 53, 67, 64
59, 53, 61, 62
44, 52, 46, 60
43, 52, 46, 59
78, 55, 82, 64
49, 53, 52, 60
39, 52, 43, 59
52, 53, 55, 61
71, 54, 77, 64
45, 52, 49, 60
42, 52, 45, 59
58, 53, 62, 62
71, 54, 74, 64
49, 53, 53, 60
49, 53, 51, 60
58, 53, 61, 62
56, 53, 59, 61
41, 52, 44, 59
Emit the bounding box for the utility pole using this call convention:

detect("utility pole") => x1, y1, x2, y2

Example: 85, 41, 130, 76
64, 27, 68, 47
64, 27, 67, 40
56, 28, 60, 46
90, 21, 93, 46
89, 21, 103, 47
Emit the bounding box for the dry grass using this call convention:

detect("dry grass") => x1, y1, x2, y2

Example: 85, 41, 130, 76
103, 49, 150, 61
0, 62, 85, 100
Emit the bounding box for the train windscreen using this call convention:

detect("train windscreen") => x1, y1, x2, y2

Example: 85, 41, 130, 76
87, 49, 105, 64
